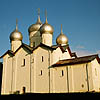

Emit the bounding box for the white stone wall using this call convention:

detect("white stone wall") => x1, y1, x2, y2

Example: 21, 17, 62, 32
42, 33, 52, 46
1, 47, 32, 94
14, 47, 31, 93
1, 54, 13, 94
62, 49, 72, 59
52, 47, 62, 64
68, 64, 89, 92
52, 47, 72, 64
91, 59, 100, 92
50, 61, 99, 93
51, 67, 68, 93
11, 41, 22, 52
33, 47, 50, 93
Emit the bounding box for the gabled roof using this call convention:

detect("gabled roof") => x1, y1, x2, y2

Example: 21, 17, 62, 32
0, 43, 33, 58
14, 43, 33, 54
52, 44, 69, 52
32, 43, 55, 51
50, 54, 100, 68
0, 43, 73, 58
51, 44, 69, 52
0, 50, 14, 58
51, 44, 73, 57
0, 43, 55, 58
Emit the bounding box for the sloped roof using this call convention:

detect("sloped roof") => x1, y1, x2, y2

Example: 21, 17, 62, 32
32, 43, 55, 51
0, 43, 72, 59
0, 50, 14, 58
0, 43, 33, 58
51, 44, 74, 57
71, 52, 77, 58
50, 54, 100, 68
14, 43, 33, 54
51, 44, 69, 52
0, 43, 55, 58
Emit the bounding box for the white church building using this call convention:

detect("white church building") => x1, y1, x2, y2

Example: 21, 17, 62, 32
1, 10, 100, 94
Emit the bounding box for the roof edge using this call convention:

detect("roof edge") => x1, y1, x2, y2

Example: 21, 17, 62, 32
50, 54, 99, 68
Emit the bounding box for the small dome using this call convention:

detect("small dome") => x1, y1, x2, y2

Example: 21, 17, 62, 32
28, 16, 42, 33
56, 34, 68, 45
40, 9, 54, 35
40, 19, 54, 35
10, 19, 23, 41
56, 24, 68, 45
10, 29, 23, 41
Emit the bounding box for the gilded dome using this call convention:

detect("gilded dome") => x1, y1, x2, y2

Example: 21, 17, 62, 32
28, 16, 42, 33
40, 19, 54, 35
56, 24, 68, 45
10, 29, 23, 41
56, 34, 68, 45
10, 20, 23, 41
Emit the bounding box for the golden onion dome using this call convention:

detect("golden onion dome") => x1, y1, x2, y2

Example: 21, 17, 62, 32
56, 34, 68, 45
10, 19, 23, 41
40, 9, 54, 35
56, 24, 68, 45
28, 16, 42, 33
10, 30, 23, 41
28, 9, 42, 34
40, 17, 54, 35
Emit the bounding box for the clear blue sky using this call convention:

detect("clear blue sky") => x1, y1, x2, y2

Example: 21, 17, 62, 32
0, 0, 100, 58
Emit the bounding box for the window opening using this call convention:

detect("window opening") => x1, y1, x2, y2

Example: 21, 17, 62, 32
41, 70, 42, 75
23, 59, 25, 66
22, 87, 26, 94
42, 56, 44, 62
62, 70, 64, 76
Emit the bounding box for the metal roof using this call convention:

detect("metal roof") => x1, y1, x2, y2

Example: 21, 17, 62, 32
51, 54, 100, 68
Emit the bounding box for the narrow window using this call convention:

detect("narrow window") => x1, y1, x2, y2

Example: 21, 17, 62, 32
62, 70, 64, 76
23, 59, 25, 66
22, 59, 25, 66
41, 70, 42, 75
42, 56, 44, 62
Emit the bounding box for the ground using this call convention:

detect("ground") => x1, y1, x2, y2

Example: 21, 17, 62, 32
1, 92, 100, 99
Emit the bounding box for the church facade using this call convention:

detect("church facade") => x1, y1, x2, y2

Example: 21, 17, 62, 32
1, 10, 100, 94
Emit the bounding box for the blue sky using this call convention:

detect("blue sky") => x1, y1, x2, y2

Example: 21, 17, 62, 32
0, 0, 100, 58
